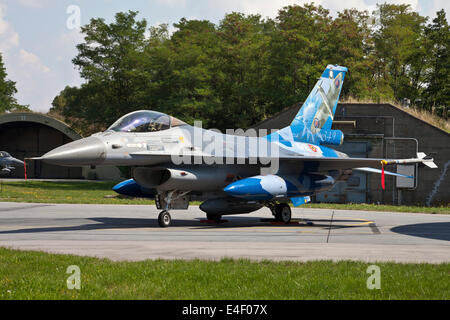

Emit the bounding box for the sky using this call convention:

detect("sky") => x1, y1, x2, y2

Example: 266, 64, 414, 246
0, 0, 448, 113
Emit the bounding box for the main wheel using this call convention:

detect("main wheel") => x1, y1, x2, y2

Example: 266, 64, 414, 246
275, 204, 292, 224
158, 211, 172, 228
206, 213, 222, 223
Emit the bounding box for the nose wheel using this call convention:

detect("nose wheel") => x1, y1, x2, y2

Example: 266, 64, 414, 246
158, 211, 172, 228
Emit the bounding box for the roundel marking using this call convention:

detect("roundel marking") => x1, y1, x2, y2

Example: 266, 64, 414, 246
335, 77, 341, 88
308, 144, 318, 153
313, 118, 320, 128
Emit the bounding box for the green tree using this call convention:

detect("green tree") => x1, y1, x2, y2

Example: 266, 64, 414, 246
423, 9, 450, 118
0, 53, 29, 113
325, 9, 376, 100
58, 11, 150, 132
51, 85, 104, 136
157, 18, 221, 127
53, 5, 450, 134
263, 4, 332, 115
214, 13, 273, 129
373, 4, 428, 101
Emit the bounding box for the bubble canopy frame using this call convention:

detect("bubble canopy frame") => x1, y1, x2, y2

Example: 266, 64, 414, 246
108, 110, 186, 133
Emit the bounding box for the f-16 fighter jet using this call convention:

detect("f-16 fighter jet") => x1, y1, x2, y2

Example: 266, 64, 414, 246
33, 65, 437, 227
0, 151, 24, 175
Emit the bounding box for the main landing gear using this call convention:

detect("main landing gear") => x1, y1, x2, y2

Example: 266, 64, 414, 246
206, 213, 222, 223
270, 203, 292, 224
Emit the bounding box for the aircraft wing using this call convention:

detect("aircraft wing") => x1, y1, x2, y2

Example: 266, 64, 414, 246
129, 151, 436, 175
274, 155, 437, 176
281, 156, 384, 168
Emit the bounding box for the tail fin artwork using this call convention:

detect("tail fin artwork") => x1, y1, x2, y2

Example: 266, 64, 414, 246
267, 65, 348, 146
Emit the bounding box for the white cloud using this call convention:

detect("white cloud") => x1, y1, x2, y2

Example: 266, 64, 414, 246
7, 49, 54, 111
321, 0, 375, 14
0, 2, 54, 111
0, 3, 19, 52
60, 28, 84, 47
18, 49, 50, 73
16, 0, 49, 8
389, 0, 419, 10
239, 0, 302, 18
420, 0, 450, 19
156, 0, 187, 8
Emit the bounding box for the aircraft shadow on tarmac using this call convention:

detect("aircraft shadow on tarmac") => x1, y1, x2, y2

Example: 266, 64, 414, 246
0, 217, 371, 234
190, 218, 370, 230
391, 222, 450, 241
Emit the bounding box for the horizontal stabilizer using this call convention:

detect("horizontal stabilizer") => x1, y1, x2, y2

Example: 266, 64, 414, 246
423, 162, 438, 169
417, 153, 438, 168
417, 152, 427, 159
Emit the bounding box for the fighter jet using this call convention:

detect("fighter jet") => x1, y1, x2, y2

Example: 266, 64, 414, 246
0, 151, 24, 175
33, 65, 437, 227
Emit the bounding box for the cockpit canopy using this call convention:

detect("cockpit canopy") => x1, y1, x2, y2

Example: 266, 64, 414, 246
108, 111, 186, 133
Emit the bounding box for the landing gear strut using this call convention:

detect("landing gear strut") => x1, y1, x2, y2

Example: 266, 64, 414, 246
273, 203, 292, 224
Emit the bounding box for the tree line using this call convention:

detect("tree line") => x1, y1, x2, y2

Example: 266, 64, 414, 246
44, 3, 449, 135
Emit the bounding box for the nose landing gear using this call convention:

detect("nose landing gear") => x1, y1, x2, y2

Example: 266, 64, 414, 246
156, 190, 190, 228
158, 210, 172, 228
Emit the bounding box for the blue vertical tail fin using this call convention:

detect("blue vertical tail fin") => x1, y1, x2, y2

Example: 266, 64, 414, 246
268, 65, 347, 146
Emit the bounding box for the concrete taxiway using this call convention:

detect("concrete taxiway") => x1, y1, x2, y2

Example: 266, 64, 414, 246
0, 202, 449, 263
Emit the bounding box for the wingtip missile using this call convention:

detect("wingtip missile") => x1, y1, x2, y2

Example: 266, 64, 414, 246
381, 153, 437, 169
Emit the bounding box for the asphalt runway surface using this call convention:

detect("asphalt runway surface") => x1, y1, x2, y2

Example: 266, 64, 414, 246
0, 202, 449, 263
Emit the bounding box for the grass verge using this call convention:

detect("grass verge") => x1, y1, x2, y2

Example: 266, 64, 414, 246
0, 248, 448, 300
0, 180, 153, 205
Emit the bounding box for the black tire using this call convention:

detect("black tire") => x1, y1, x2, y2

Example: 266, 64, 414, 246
158, 211, 172, 228
206, 213, 222, 222
275, 204, 291, 224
